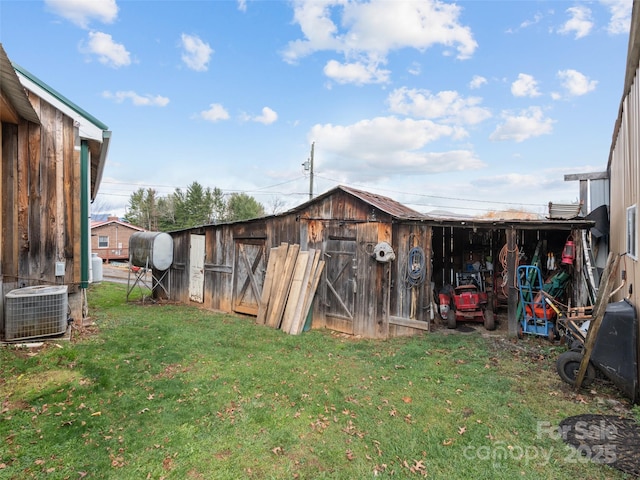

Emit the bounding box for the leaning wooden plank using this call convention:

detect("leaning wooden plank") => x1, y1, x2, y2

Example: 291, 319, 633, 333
287, 249, 319, 334
281, 250, 311, 333
291, 258, 325, 335
264, 244, 288, 324
266, 244, 300, 329
256, 245, 280, 325
285, 249, 317, 334
575, 253, 620, 390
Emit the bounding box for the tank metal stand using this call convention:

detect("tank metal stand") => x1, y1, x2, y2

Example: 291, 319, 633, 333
126, 256, 171, 303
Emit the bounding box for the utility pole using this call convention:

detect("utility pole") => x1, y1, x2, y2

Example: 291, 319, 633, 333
302, 142, 315, 200
308, 142, 314, 200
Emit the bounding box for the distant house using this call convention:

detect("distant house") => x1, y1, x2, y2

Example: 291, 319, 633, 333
91, 217, 145, 263
0, 43, 111, 331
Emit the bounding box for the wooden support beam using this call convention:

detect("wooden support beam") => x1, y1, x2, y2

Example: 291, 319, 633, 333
574, 252, 620, 390
506, 228, 518, 338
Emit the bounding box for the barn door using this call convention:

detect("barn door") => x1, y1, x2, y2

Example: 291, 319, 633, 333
323, 235, 357, 334
189, 234, 205, 303
232, 240, 266, 316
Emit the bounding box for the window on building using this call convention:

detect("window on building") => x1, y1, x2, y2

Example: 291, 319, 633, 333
98, 235, 109, 248
627, 204, 637, 259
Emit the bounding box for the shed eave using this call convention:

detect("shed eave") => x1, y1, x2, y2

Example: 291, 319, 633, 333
13, 62, 109, 142
0, 44, 40, 124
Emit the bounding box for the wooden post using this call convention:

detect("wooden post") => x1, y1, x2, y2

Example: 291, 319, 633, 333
506, 228, 518, 338
574, 252, 619, 390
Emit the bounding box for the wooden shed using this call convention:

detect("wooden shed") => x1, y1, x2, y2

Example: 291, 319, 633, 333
0, 44, 111, 334
162, 185, 593, 339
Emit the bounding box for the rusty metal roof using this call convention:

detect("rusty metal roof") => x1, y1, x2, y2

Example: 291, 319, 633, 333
337, 185, 425, 219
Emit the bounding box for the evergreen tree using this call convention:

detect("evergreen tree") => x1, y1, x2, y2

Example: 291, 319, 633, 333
123, 188, 158, 230
226, 192, 265, 221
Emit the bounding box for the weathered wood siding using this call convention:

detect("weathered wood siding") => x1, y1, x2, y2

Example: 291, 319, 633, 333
163, 189, 432, 338
389, 223, 432, 337
1, 92, 80, 293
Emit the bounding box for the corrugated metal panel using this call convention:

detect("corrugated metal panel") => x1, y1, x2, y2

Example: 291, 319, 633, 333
607, 1, 639, 341
548, 202, 582, 219
589, 178, 610, 210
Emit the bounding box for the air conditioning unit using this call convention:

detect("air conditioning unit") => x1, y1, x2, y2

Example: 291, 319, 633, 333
3, 285, 68, 341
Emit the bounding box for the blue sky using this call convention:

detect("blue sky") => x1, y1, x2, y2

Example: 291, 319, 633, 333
0, 0, 632, 218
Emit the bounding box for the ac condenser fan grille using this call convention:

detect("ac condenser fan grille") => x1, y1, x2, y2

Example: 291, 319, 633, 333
3, 285, 68, 341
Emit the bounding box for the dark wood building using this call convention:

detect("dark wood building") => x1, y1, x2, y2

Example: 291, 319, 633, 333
162, 185, 593, 339
1, 44, 111, 331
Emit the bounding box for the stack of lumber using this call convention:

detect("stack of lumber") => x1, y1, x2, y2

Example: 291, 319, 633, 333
256, 243, 325, 335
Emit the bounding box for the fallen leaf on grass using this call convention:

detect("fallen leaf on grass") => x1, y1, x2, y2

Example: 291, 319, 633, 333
346, 449, 354, 460
458, 426, 466, 435
402, 397, 412, 404
442, 439, 453, 446
91, 411, 101, 417
272, 447, 283, 455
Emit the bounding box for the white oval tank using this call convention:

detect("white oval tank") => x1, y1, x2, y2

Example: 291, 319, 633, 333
91, 253, 103, 283
129, 232, 173, 271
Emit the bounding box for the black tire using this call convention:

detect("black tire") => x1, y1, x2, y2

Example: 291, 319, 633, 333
569, 339, 584, 352
483, 309, 495, 331
447, 310, 457, 329
556, 351, 596, 387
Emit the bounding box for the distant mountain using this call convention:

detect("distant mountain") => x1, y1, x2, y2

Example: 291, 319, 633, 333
92, 213, 116, 222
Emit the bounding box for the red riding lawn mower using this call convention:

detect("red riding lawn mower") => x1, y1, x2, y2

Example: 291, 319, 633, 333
439, 272, 496, 331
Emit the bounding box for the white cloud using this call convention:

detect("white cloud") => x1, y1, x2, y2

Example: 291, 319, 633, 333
475, 173, 543, 189
45, 0, 118, 29
519, 12, 543, 30
469, 75, 487, 89
102, 90, 170, 107
309, 116, 485, 177
600, 0, 632, 35
558, 5, 593, 39
283, 0, 477, 85
253, 107, 278, 125
323, 59, 390, 85
237, 0, 247, 13
511, 73, 541, 98
82, 32, 131, 68
200, 103, 230, 122
180, 34, 213, 72
387, 87, 491, 126
557, 69, 597, 96
490, 107, 555, 142
408, 62, 421, 76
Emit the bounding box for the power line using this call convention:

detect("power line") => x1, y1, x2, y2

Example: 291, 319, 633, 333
313, 174, 548, 208
99, 175, 548, 212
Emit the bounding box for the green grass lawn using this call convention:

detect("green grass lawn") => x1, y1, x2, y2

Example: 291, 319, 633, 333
0, 282, 636, 479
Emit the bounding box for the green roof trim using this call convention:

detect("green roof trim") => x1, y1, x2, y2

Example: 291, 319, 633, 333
11, 61, 109, 131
